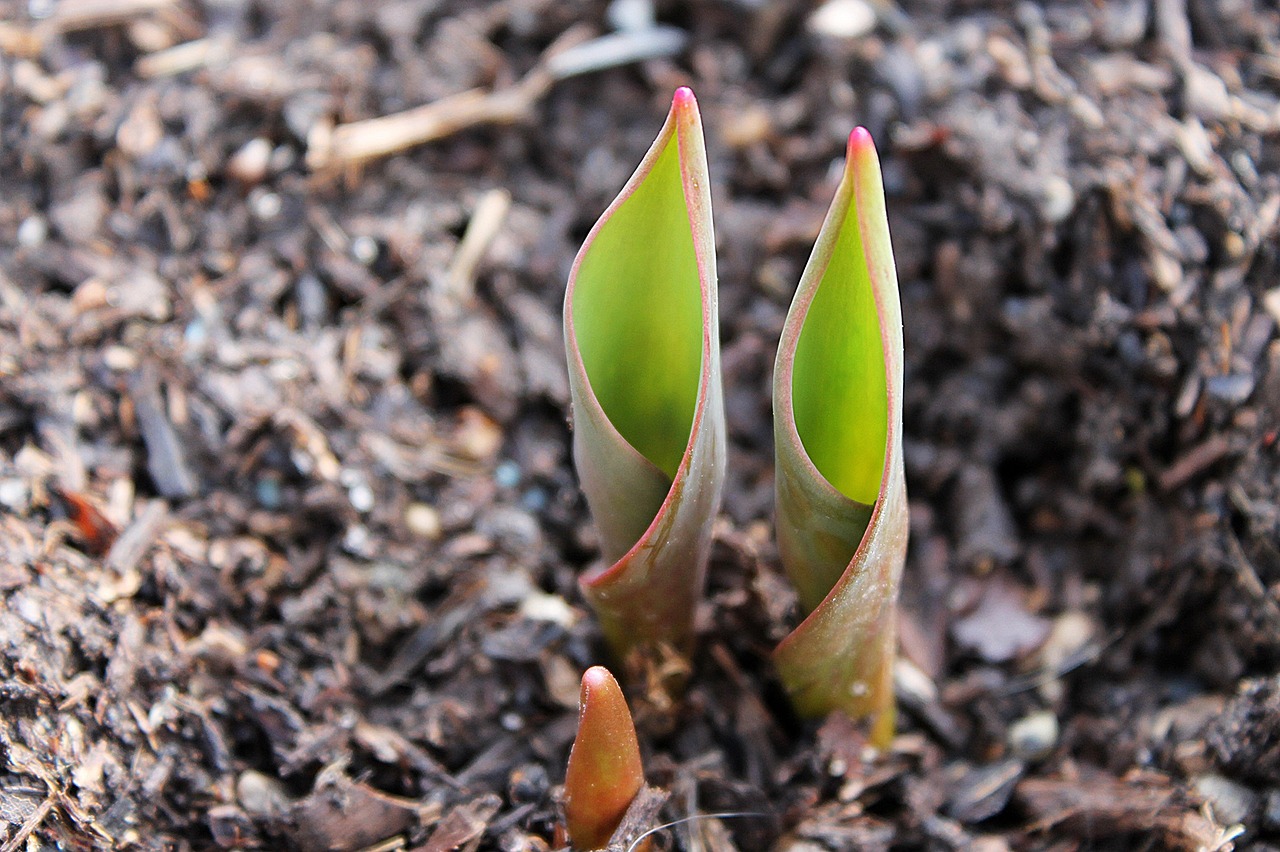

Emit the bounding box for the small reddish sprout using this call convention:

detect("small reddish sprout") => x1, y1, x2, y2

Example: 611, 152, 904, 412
563, 666, 645, 851
54, 487, 118, 555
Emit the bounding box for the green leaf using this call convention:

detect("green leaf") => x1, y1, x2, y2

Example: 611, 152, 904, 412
772, 128, 908, 748
563, 666, 645, 851
564, 88, 725, 663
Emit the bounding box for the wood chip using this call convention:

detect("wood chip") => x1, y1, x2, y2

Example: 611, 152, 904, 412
127, 369, 198, 500
420, 793, 501, 852
1158, 434, 1234, 492
442, 188, 512, 303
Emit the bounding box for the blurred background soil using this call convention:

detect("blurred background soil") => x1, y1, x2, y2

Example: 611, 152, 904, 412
1, 0, 1278, 849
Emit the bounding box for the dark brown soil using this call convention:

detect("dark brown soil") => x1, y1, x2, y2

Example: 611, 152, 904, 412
1, 0, 1278, 850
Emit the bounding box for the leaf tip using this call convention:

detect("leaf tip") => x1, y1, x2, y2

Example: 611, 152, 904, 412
672, 86, 697, 110
847, 126, 877, 160
580, 664, 614, 705
671, 86, 701, 130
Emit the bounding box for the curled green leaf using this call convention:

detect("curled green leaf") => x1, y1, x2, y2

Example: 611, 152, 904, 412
564, 88, 725, 663
772, 128, 907, 747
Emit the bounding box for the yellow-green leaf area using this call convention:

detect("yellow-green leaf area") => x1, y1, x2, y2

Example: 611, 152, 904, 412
572, 134, 701, 479
792, 204, 888, 506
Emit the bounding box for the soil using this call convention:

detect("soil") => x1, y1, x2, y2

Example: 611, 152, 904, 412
1, 0, 1279, 850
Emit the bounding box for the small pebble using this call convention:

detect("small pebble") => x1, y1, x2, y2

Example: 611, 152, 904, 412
1039, 176, 1075, 224
248, 188, 282, 221
520, 486, 548, 513
348, 482, 374, 513
405, 503, 442, 540
495, 459, 521, 489
1036, 611, 1096, 674
255, 476, 282, 510
894, 657, 938, 705
227, 137, 272, 184
342, 523, 373, 556
722, 105, 772, 149
184, 318, 208, 347
1008, 711, 1058, 760
16, 595, 43, 626
455, 408, 503, 460
1175, 117, 1215, 176
808, 0, 877, 39
102, 345, 140, 372
1222, 231, 1245, 261
351, 234, 379, 265
1205, 373, 1254, 405
607, 0, 654, 33
341, 469, 374, 513
1264, 288, 1280, 326
269, 145, 296, 173
519, 590, 577, 628
237, 770, 290, 817
17, 215, 47, 248
1183, 63, 1231, 123
1194, 774, 1257, 826
1098, 0, 1148, 47
0, 479, 28, 512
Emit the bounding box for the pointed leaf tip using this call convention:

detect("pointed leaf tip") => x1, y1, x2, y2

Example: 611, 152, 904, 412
579, 665, 613, 703
565, 666, 644, 851
847, 126, 875, 156
582, 664, 609, 683
671, 87, 701, 137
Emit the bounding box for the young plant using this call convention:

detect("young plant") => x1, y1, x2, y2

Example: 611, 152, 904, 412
771, 128, 907, 748
563, 666, 645, 851
563, 88, 725, 666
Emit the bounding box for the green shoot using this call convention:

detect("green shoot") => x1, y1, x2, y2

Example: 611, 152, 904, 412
771, 128, 908, 748
563, 88, 726, 665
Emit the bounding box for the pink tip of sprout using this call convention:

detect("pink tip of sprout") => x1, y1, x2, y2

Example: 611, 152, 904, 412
581, 665, 610, 694
847, 126, 875, 157
673, 86, 697, 110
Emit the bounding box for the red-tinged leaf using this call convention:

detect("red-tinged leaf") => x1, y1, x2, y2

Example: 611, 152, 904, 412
563, 666, 645, 851
563, 88, 725, 663
772, 128, 908, 747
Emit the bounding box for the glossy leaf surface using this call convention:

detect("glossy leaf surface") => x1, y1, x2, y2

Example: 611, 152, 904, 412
772, 128, 907, 747
563, 666, 644, 851
564, 88, 725, 661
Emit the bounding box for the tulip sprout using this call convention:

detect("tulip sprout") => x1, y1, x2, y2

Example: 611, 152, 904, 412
563, 667, 650, 851
771, 127, 907, 748
563, 93, 906, 746
563, 88, 726, 666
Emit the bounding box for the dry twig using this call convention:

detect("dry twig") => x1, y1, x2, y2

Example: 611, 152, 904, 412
307, 26, 593, 172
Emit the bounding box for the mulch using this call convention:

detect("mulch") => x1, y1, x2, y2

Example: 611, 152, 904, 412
1, 0, 1278, 849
